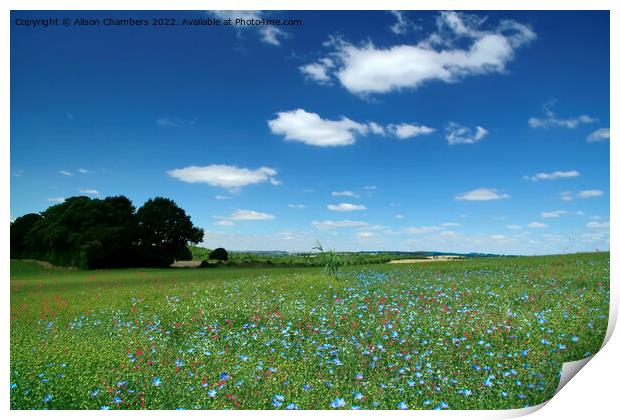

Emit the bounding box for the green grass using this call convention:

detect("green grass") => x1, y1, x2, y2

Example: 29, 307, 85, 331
10, 253, 609, 410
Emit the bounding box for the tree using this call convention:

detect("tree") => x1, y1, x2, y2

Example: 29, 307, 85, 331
10, 213, 42, 258
208, 247, 229, 262
23, 196, 137, 268
136, 197, 204, 267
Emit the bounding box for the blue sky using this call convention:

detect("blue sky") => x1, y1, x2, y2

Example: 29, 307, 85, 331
11, 10, 610, 254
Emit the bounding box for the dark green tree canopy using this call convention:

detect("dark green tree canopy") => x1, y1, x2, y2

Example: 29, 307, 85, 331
10, 213, 43, 258
11, 195, 204, 269
208, 247, 229, 261
136, 197, 204, 267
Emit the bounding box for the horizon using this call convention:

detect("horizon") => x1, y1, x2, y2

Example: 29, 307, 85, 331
11, 10, 610, 256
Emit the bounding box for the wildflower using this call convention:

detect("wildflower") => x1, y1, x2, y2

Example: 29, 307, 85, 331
302, 384, 311, 391
351, 405, 361, 410
10, 383, 17, 390
219, 372, 230, 381
43, 394, 53, 403
152, 377, 161, 387
113, 397, 122, 404
100, 406, 110, 410
397, 401, 408, 410
208, 390, 217, 398
354, 392, 363, 400
91, 389, 100, 397
286, 403, 299, 410
330, 397, 346, 408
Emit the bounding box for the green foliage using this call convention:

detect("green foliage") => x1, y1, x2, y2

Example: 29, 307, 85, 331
23, 196, 137, 268
312, 241, 346, 277
10, 213, 42, 258
188, 245, 212, 261
208, 247, 229, 262
13, 195, 203, 269
136, 197, 204, 267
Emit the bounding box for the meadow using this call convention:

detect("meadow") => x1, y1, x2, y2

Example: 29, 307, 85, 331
10, 252, 609, 410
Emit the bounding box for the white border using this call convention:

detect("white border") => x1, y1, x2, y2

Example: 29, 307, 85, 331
2, 1, 617, 419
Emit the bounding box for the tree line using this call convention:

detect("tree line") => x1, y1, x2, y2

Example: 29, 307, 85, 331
10, 196, 204, 269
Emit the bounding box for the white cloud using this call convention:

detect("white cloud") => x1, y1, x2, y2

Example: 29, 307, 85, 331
215, 195, 233, 200
213, 209, 276, 226
445, 122, 488, 145
441, 222, 462, 227
268, 109, 370, 147
559, 191, 574, 201
301, 11, 536, 95
540, 210, 567, 218
367, 122, 386, 136
490, 234, 506, 240
288, 203, 306, 209
356, 231, 376, 238
523, 170, 580, 181
210, 11, 288, 46
259, 26, 287, 46
404, 226, 443, 234
586, 221, 609, 229
300, 58, 335, 84
578, 189, 604, 198
77, 168, 91, 174
395, 214, 406, 219
332, 190, 359, 198
312, 220, 369, 229
528, 222, 548, 228
506, 224, 523, 230
455, 188, 509, 201
167, 164, 279, 189
227, 209, 275, 221
47, 197, 65, 203
587, 128, 610, 142
388, 123, 435, 139
389, 11, 414, 35
440, 230, 457, 236
79, 189, 99, 195
327, 203, 367, 212
59, 170, 72, 176
528, 101, 596, 129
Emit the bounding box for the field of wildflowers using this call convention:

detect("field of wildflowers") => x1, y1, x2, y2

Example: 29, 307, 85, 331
10, 252, 609, 410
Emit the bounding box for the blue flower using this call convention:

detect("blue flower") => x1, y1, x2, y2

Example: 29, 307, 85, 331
351, 405, 361, 410
152, 377, 161, 386
302, 384, 312, 391
10, 383, 17, 390
113, 397, 122, 404
397, 401, 408, 410
354, 392, 363, 400
208, 390, 217, 398
286, 403, 299, 410
219, 372, 230, 381
330, 397, 346, 408
91, 389, 100, 397
43, 394, 53, 403
100, 406, 110, 410
572, 336, 580, 342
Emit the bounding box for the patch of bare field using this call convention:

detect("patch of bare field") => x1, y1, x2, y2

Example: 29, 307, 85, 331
388, 256, 465, 264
